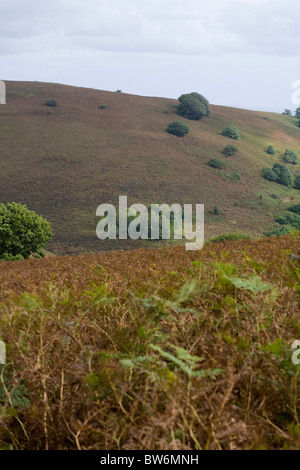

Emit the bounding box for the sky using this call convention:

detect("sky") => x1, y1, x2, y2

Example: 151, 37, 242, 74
1, 0, 300, 112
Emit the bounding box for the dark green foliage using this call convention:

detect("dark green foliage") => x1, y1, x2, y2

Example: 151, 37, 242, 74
45, 99, 57, 107
276, 212, 300, 230
166, 121, 190, 137
177, 92, 211, 120
262, 167, 278, 182
223, 144, 239, 157
0, 202, 52, 260
266, 145, 276, 155
288, 203, 300, 215
283, 149, 298, 165
295, 107, 300, 119
188, 92, 211, 117
210, 233, 252, 243
221, 126, 240, 141
294, 175, 300, 189
265, 226, 294, 237
273, 163, 293, 186
98, 104, 107, 109
262, 164, 293, 186
283, 109, 292, 116
208, 158, 226, 169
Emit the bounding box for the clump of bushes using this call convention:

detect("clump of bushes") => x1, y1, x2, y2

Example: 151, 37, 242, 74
262, 163, 293, 186
295, 175, 300, 189
283, 149, 298, 165
222, 126, 240, 140
288, 203, 300, 214
98, 104, 107, 109
210, 233, 252, 243
45, 99, 57, 107
265, 226, 295, 237
222, 144, 239, 157
177, 92, 211, 120
275, 212, 300, 230
266, 145, 276, 155
208, 158, 226, 169
166, 121, 190, 137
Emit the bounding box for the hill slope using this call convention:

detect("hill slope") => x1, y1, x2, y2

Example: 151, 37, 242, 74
0, 81, 300, 253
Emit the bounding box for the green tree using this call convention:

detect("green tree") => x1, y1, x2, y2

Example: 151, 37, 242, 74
295, 107, 300, 119
0, 203, 52, 260
262, 167, 278, 182
266, 145, 276, 155
166, 121, 190, 137
177, 93, 211, 120
222, 144, 239, 157
294, 175, 300, 189
272, 163, 293, 186
283, 149, 298, 165
221, 126, 240, 140
283, 109, 292, 116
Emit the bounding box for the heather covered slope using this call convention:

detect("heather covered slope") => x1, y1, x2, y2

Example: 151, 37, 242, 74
0, 81, 300, 253
0, 234, 299, 449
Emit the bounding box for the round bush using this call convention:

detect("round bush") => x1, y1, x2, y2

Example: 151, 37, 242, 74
177, 93, 210, 120
283, 149, 298, 165
262, 167, 278, 182
273, 163, 293, 186
222, 144, 239, 157
0, 202, 52, 259
166, 121, 190, 137
266, 145, 276, 155
222, 126, 240, 140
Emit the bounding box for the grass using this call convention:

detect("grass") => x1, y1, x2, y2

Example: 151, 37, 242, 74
0, 82, 300, 254
0, 233, 299, 450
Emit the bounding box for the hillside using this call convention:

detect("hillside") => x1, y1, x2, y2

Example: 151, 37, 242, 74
0, 81, 300, 254
0, 234, 299, 449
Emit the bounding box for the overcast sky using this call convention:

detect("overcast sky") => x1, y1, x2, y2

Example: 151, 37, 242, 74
1, 0, 300, 112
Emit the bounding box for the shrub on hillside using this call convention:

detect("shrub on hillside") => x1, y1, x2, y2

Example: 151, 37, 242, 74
45, 99, 57, 107
273, 163, 293, 186
177, 92, 211, 120
0, 202, 52, 260
210, 233, 252, 243
266, 145, 276, 155
288, 203, 300, 214
262, 167, 278, 182
208, 158, 226, 169
294, 175, 300, 189
222, 144, 239, 157
276, 212, 300, 230
262, 163, 293, 186
166, 121, 190, 137
221, 126, 240, 140
265, 225, 295, 237
283, 149, 298, 165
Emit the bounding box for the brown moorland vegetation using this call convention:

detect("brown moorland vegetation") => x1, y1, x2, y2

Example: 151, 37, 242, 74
0, 81, 299, 254
0, 233, 299, 449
